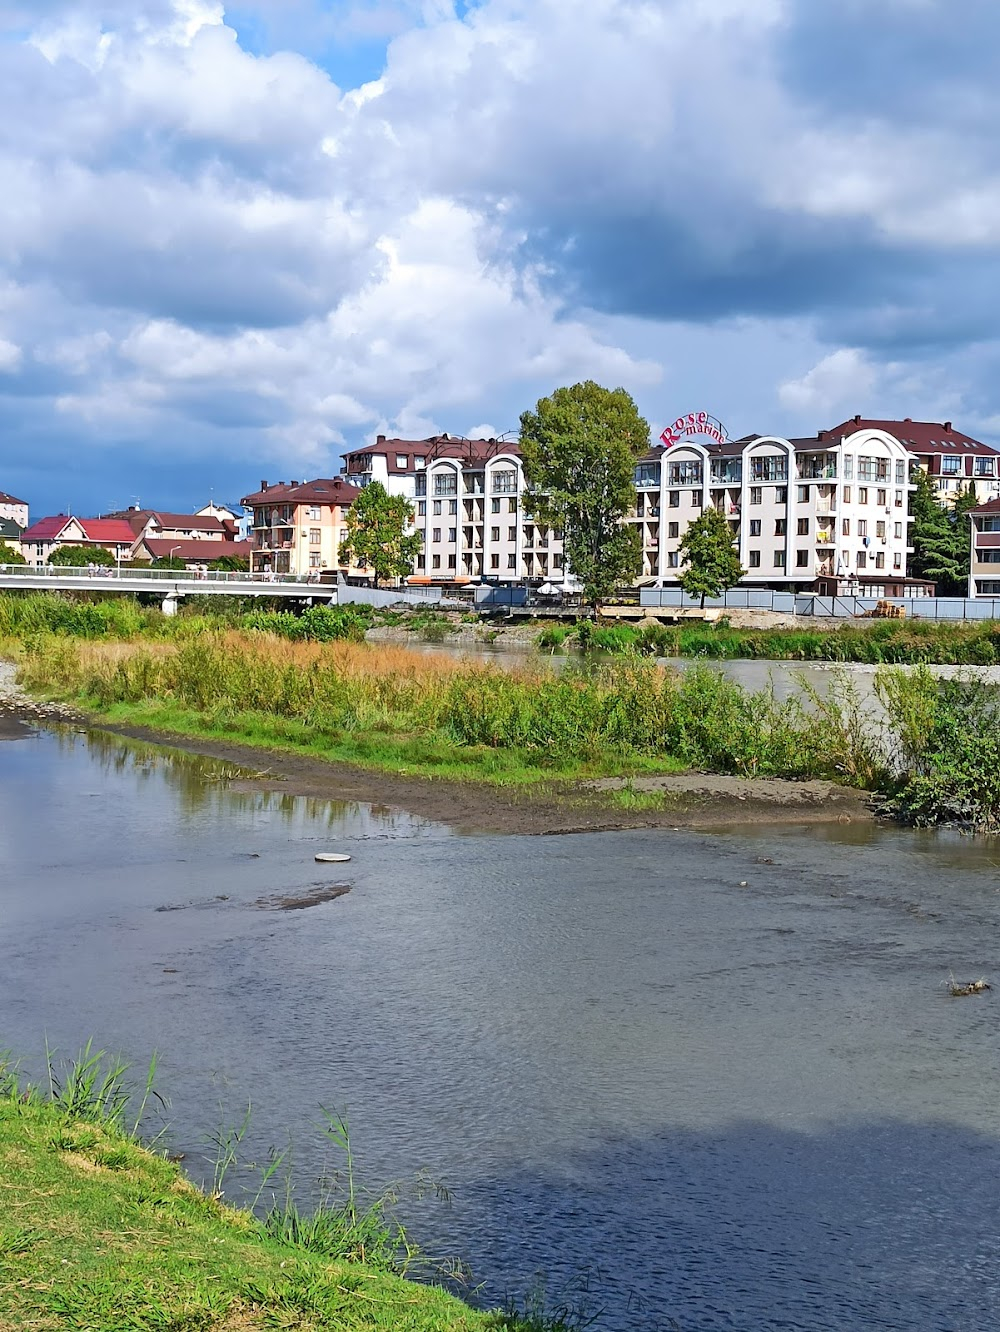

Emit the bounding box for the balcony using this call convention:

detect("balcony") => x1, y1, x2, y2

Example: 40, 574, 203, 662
816, 531, 835, 546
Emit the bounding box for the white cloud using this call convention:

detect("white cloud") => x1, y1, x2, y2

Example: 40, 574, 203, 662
778, 349, 877, 416
0, 339, 23, 372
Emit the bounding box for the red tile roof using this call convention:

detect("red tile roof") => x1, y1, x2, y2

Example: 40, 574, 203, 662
137, 539, 249, 562
819, 417, 998, 456
105, 509, 234, 535
20, 516, 136, 544
240, 477, 361, 506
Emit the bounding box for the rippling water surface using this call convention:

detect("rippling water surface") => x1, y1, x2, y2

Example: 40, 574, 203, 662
3, 721, 1000, 1330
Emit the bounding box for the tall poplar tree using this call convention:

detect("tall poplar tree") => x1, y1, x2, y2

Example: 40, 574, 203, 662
519, 381, 648, 610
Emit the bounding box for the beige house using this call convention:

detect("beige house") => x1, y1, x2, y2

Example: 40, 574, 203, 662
0, 490, 28, 531
19, 515, 136, 566
240, 477, 361, 577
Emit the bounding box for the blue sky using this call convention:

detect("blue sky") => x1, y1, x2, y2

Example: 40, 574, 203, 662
3, 0, 1000, 516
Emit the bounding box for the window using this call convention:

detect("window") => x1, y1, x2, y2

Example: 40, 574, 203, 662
414, 457, 425, 470
667, 461, 703, 486
980, 550, 1000, 564
877, 489, 887, 507
843, 456, 854, 480
395, 455, 408, 469
634, 461, 661, 487
509, 499, 517, 513
975, 457, 996, 476
417, 501, 426, 516
508, 526, 516, 541
797, 486, 809, 503
434, 473, 458, 496
895, 490, 904, 507
750, 487, 762, 505
894, 553, 902, 569
796, 550, 809, 567
667, 551, 679, 568
750, 456, 787, 482
858, 456, 889, 481
749, 520, 761, 536
843, 486, 851, 504
749, 550, 761, 567
857, 551, 867, 569
776, 488, 787, 504
669, 491, 681, 508
309, 551, 321, 568
858, 520, 868, 538
433, 500, 442, 515
894, 522, 902, 539
668, 522, 679, 538
448, 527, 457, 542
432, 554, 441, 570
982, 517, 1000, 532
858, 487, 868, 504
491, 498, 500, 513
876, 521, 886, 539
797, 517, 809, 535
448, 555, 457, 569
490, 553, 499, 568
941, 455, 961, 475
449, 500, 458, 515
775, 518, 786, 535
895, 460, 906, 483
875, 552, 885, 569
309, 528, 321, 544
415, 475, 426, 496
492, 469, 517, 494
842, 518, 850, 536
507, 554, 516, 568
490, 526, 500, 541
432, 527, 441, 542
842, 550, 850, 567
773, 550, 785, 567
308, 506, 321, 520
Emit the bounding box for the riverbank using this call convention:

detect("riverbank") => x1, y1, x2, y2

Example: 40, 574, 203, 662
0, 1072, 510, 1331
0, 651, 877, 834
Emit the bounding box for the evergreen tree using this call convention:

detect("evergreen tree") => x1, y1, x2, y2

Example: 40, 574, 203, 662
909, 469, 976, 595
679, 507, 745, 608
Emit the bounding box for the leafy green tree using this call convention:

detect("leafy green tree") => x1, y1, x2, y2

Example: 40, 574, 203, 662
339, 481, 422, 584
48, 544, 116, 567
909, 469, 976, 595
519, 380, 648, 609
0, 541, 25, 565
210, 554, 250, 572
151, 555, 187, 570
679, 507, 745, 608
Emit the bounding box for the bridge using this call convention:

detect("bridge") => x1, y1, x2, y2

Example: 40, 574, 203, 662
0, 564, 336, 612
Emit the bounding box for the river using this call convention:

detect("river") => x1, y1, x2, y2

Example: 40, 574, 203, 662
3, 719, 1000, 1330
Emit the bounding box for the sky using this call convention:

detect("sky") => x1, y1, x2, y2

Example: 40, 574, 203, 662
3, 0, 1000, 515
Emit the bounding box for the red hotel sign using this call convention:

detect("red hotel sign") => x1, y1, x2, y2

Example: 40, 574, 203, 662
660, 411, 729, 448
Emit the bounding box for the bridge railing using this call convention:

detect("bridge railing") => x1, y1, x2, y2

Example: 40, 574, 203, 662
0, 564, 320, 586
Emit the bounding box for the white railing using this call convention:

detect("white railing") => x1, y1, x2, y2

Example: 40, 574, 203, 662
0, 563, 319, 585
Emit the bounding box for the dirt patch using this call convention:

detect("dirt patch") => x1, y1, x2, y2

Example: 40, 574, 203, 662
85, 717, 874, 835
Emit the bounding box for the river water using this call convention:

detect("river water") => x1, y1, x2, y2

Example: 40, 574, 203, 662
4, 721, 1000, 1330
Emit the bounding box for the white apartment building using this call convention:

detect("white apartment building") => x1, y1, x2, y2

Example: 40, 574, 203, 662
344, 436, 565, 584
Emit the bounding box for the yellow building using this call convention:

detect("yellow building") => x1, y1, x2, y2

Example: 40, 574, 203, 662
240, 477, 361, 577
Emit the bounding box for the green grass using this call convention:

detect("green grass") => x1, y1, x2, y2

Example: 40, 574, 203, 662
0, 1052, 555, 1332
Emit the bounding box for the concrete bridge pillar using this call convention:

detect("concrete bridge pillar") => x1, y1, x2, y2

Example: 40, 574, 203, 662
161, 593, 181, 617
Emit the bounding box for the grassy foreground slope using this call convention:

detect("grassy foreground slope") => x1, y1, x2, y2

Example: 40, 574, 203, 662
0, 1093, 508, 1332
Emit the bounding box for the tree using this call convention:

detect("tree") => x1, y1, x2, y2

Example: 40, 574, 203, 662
48, 544, 115, 567
0, 541, 25, 565
151, 555, 187, 570
908, 469, 975, 595
519, 381, 648, 609
210, 554, 250, 572
678, 507, 745, 608
338, 481, 422, 584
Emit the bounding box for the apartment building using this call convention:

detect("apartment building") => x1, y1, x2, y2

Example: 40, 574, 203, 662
825, 417, 1000, 505
0, 490, 28, 531
239, 477, 360, 576
344, 436, 564, 583
968, 498, 1000, 597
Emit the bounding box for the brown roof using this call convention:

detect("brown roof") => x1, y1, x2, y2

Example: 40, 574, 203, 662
240, 477, 361, 506
106, 509, 234, 536
971, 498, 1000, 515
0, 490, 26, 505
344, 435, 521, 473
819, 417, 997, 456
137, 539, 249, 562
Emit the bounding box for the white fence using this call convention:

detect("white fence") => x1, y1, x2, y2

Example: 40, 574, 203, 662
639, 587, 1000, 621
